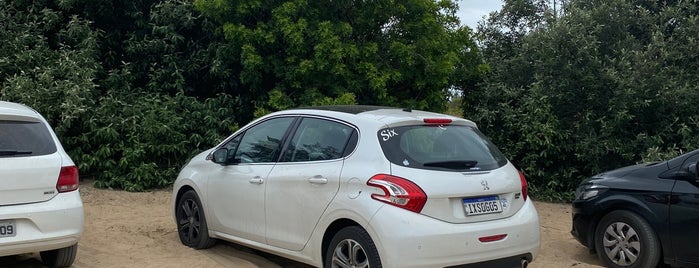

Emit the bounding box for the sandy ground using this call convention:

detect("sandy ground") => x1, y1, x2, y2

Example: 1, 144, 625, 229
0, 182, 603, 268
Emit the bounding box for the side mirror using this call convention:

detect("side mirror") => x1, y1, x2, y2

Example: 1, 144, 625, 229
689, 163, 699, 181
673, 163, 699, 182
211, 148, 229, 165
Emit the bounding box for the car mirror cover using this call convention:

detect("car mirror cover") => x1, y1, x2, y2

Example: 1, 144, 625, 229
211, 148, 229, 165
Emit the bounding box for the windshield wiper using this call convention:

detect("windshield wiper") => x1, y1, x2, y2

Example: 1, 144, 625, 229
0, 150, 33, 156
423, 160, 478, 169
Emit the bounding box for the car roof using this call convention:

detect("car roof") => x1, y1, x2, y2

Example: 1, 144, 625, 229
294, 105, 398, 114
286, 105, 477, 128
0, 101, 42, 120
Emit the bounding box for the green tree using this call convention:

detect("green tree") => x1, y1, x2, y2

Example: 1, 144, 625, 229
468, 0, 699, 201
194, 0, 477, 120
0, 1, 99, 147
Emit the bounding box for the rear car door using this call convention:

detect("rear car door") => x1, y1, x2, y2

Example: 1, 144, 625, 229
669, 153, 699, 266
264, 117, 354, 251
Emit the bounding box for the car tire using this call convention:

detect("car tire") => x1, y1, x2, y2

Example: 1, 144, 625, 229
325, 226, 382, 268
176, 190, 216, 249
40, 244, 77, 268
594, 210, 660, 268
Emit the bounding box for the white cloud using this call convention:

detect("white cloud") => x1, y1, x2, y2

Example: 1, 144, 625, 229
456, 0, 504, 30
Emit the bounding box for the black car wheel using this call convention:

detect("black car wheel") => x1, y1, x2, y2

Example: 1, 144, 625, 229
40, 244, 77, 268
176, 190, 216, 249
595, 210, 660, 268
325, 226, 382, 268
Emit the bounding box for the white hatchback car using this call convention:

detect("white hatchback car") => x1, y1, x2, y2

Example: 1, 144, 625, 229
0, 101, 83, 267
172, 106, 540, 268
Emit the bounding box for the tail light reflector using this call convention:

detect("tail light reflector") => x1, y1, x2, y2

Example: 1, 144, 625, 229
519, 170, 528, 201
57, 166, 79, 193
367, 174, 427, 213
479, 234, 508, 243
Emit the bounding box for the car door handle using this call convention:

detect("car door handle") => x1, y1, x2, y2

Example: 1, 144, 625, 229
308, 175, 328, 184
249, 176, 264, 184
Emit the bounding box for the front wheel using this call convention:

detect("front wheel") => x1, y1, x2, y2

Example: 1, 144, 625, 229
594, 210, 660, 268
176, 190, 216, 249
325, 226, 382, 268
40, 244, 77, 268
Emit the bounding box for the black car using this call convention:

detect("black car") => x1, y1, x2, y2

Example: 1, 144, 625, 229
572, 149, 699, 268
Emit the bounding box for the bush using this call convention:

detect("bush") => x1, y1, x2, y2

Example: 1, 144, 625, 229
74, 91, 239, 191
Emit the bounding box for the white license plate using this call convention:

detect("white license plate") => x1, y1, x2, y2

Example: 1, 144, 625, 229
463, 196, 503, 216
0, 220, 16, 238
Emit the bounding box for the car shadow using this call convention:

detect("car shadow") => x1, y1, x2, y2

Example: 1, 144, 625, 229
213, 240, 315, 268
0, 253, 44, 267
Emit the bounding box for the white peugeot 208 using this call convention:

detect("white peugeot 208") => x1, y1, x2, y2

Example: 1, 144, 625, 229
173, 105, 540, 268
0, 101, 83, 268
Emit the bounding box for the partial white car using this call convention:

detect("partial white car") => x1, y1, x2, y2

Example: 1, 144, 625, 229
172, 106, 540, 268
0, 101, 83, 267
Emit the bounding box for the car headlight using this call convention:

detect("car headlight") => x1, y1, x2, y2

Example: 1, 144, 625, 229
574, 183, 608, 200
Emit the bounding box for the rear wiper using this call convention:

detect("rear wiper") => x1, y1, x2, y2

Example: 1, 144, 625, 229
0, 150, 33, 156
424, 160, 478, 169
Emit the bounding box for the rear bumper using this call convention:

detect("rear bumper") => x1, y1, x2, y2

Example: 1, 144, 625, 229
0, 191, 83, 257
368, 199, 540, 268
446, 253, 532, 268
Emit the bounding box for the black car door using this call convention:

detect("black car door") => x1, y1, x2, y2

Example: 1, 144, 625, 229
669, 154, 699, 266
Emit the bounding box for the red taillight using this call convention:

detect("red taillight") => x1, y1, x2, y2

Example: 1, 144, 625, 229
479, 234, 508, 243
57, 166, 79, 193
367, 174, 427, 213
423, 118, 452, 124
519, 170, 528, 201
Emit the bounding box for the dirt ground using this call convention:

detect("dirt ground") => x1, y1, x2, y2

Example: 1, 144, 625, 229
0, 181, 603, 268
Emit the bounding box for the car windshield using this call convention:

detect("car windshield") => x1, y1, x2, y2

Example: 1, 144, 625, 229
0, 120, 57, 157
378, 125, 507, 171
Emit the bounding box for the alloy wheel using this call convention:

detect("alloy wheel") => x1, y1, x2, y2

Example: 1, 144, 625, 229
331, 238, 370, 268
177, 198, 202, 245
602, 222, 641, 266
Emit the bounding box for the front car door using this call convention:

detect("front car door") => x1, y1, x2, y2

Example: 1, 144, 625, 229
206, 116, 295, 243
669, 152, 699, 266
264, 117, 355, 250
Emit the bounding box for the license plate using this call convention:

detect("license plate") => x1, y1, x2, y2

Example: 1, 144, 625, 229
0, 220, 16, 238
463, 196, 503, 216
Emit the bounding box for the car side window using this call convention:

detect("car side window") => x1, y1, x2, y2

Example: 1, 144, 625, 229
228, 117, 295, 164
281, 118, 353, 162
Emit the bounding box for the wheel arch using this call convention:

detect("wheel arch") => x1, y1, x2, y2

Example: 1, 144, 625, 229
321, 218, 362, 263
175, 185, 196, 205
585, 195, 667, 256
172, 184, 202, 223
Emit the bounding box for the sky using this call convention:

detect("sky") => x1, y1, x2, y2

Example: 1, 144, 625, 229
456, 0, 505, 29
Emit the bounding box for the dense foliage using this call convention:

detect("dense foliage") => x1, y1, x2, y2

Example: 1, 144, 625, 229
4, 0, 697, 199
1, 0, 476, 191
466, 0, 699, 200
0, 0, 239, 190
193, 0, 477, 117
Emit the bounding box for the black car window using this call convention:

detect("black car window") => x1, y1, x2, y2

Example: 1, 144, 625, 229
280, 118, 353, 162
232, 117, 295, 163
0, 120, 57, 157
378, 125, 507, 171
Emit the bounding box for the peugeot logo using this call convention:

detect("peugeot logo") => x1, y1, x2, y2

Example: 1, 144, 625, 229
481, 180, 490, 191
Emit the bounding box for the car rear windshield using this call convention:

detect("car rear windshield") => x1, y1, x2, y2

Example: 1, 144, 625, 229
378, 125, 508, 171
0, 120, 57, 157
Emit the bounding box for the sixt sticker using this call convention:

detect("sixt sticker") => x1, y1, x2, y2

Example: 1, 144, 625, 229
379, 129, 399, 141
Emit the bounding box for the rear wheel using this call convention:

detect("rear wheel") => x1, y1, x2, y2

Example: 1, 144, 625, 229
325, 226, 381, 268
176, 190, 216, 249
594, 210, 660, 268
40, 244, 77, 268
